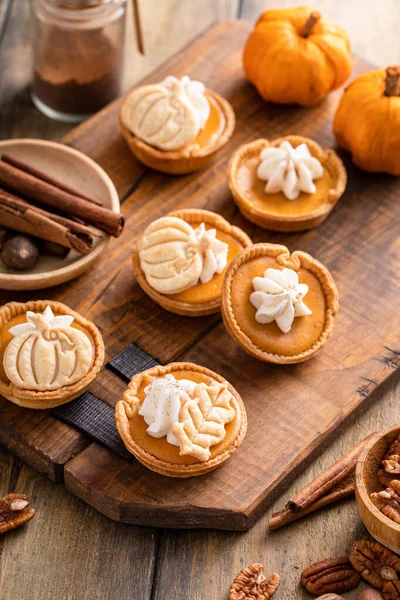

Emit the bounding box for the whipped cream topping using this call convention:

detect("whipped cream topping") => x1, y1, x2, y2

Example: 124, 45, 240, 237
194, 223, 229, 285
138, 374, 196, 446
257, 141, 324, 201
250, 267, 312, 333
162, 75, 210, 131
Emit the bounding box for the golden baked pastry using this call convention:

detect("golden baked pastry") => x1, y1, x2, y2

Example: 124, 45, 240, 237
221, 243, 338, 363
120, 75, 235, 174
133, 208, 252, 316
228, 135, 347, 232
0, 300, 104, 409
115, 361, 247, 477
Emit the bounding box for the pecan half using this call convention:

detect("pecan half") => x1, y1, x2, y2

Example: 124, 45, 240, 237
378, 470, 400, 488
301, 556, 361, 595
350, 540, 400, 596
229, 564, 280, 600
371, 480, 400, 524
0, 493, 35, 534
383, 456, 400, 475
385, 436, 400, 460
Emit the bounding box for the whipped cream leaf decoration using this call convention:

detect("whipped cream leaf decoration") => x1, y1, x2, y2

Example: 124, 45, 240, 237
4, 306, 93, 391
139, 374, 197, 446
194, 223, 229, 284
125, 75, 210, 151
250, 268, 312, 333
257, 141, 324, 201
172, 381, 235, 462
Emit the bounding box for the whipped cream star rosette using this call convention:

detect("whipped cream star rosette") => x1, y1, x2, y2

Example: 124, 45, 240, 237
257, 141, 323, 201
125, 75, 210, 151
138, 216, 229, 295
3, 306, 93, 391
250, 268, 312, 333
139, 374, 235, 461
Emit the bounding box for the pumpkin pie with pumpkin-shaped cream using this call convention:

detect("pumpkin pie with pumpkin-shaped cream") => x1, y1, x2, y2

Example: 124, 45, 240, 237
115, 362, 247, 477
120, 75, 235, 174
0, 300, 104, 409
133, 209, 252, 317
228, 135, 347, 232
221, 243, 339, 363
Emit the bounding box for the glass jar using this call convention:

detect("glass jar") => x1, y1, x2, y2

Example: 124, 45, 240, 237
31, 0, 127, 123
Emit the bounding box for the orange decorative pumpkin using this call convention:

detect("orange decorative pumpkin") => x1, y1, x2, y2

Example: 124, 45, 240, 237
243, 6, 352, 107
334, 66, 400, 175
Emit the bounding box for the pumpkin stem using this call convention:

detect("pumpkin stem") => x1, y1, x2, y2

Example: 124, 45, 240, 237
384, 66, 400, 96
301, 11, 321, 37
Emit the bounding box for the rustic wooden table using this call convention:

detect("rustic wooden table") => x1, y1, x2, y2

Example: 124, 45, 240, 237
0, 1, 398, 599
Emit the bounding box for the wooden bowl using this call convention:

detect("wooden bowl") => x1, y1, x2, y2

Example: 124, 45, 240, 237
356, 425, 400, 553
0, 139, 120, 290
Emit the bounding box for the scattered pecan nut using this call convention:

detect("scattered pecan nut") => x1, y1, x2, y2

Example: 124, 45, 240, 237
301, 556, 361, 595
371, 480, 400, 524
385, 436, 400, 460
350, 540, 400, 599
0, 493, 35, 534
229, 563, 280, 600
383, 456, 400, 475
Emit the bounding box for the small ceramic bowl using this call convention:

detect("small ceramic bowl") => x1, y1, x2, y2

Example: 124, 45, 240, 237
356, 425, 400, 553
0, 139, 120, 290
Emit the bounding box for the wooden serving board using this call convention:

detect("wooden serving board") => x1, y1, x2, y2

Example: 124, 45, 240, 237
0, 20, 399, 531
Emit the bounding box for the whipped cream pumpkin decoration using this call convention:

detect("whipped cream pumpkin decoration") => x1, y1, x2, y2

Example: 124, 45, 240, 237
250, 268, 312, 333
139, 374, 235, 461
124, 75, 210, 151
3, 306, 93, 391
139, 216, 229, 295
257, 141, 323, 201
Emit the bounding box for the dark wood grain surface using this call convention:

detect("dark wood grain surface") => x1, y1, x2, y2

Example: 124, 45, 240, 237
0, 2, 399, 599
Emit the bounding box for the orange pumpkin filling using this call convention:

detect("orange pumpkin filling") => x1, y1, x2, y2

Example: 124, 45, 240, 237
231, 256, 327, 356
129, 369, 240, 465
183, 94, 226, 152
0, 312, 94, 385
169, 223, 245, 304
235, 149, 334, 217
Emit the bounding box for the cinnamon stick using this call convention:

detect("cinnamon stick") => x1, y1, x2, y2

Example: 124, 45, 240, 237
0, 189, 93, 253
0, 160, 124, 237
286, 432, 377, 513
269, 479, 355, 531
2, 154, 102, 206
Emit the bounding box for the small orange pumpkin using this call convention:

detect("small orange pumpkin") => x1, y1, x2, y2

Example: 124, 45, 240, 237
243, 6, 352, 107
334, 66, 400, 175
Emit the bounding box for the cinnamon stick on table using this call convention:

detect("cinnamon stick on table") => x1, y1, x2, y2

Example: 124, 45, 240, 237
2, 154, 102, 206
0, 189, 95, 253
0, 160, 124, 237
286, 431, 377, 513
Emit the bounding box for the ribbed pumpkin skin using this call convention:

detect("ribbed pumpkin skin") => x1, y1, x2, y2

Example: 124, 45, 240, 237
334, 69, 400, 175
243, 6, 352, 107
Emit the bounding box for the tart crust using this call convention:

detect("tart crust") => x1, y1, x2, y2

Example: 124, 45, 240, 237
228, 135, 347, 232
120, 90, 235, 175
221, 244, 339, 364
133, 209, 252, 317
115, 361, 247, 478
0, 300, 105, 409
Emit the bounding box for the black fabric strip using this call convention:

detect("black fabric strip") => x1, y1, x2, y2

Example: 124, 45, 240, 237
108, 343, 159, 381
53, 391, 132, 462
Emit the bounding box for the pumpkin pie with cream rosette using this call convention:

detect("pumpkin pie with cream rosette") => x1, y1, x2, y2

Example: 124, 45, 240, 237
228, 135, 347, 232
133, 208, 252, 317
0, 300, 104, 409
120, 75, 235, 174
115, 362, 247, 478
221, 243, 339, 364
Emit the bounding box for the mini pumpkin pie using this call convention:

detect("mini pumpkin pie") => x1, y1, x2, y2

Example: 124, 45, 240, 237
0, 300, 104, 409
133, 208, 252, 316
115, 362, 247, 477
228, 135, 347, 232
120, 75, 235, 174
221, 243, 339, 364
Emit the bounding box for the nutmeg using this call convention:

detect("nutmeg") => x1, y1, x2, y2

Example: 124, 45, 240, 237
1, 235, 39, 271
356, 590, 383, 600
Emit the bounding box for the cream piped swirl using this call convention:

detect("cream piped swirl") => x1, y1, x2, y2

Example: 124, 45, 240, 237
250, 267, 312, 333
257, 141, 323, 201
